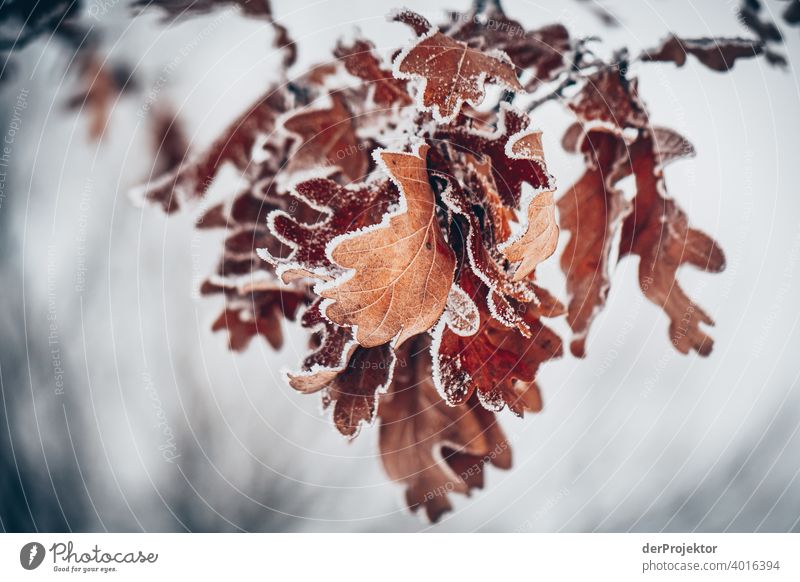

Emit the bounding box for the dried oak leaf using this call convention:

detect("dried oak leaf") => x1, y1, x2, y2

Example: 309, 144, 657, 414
265, 178, 399, 282
289, 300, 395, 437
433, 269, 562, 415
334, 39, 412, 108
465, 153, 516, 245
559, 114, 696, 357
619, 135, 725, 356
558, 129, 631, 357
288, 299, 356, 389
379, 336, 511, 522
641, 35, 765, 72
281, 93, 368, 184
568, 66, 648, 131
501, 189, 558, 282
320, 145, 456, 348
438, 103, 553, 208
435, 173, 536, 334
317, 344, 395, 437
205, 286, 305, 351
442, 5, 572, 90
389, 8, 432, 38
496, 128, 558, 281
199, 168, 296, 285
136, 89, 289, 213
392, 11, 523, 123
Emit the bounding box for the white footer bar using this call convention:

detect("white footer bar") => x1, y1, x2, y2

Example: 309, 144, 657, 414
1, 533, 796, 581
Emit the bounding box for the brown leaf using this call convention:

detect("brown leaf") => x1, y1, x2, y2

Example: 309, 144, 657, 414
497, 127, 558, 280
389, 8, 432, 37
433, 269, 562, 415
619, 135, 725, 355
208, 288, 305, 351
501, 190, 558, 282
568, 67, 648, 131
266, 178, 398, 281
558, 129, 631, 357
641, 35, 765, 72
393, 29, 522, 122
379, 336, 511, 522
148, 106, 190, 180
438, 104, 553, 207
281, 93, 368, 183
435, 173, 536, 334
466, 154, 516, 244
442, 6, 572, 90
291, 338, 395, 438
136, 89, 289, 213
321, 345, 395, 437
335, 39, 412, 108
320, 145, 455, 348
288, 299, 356, 389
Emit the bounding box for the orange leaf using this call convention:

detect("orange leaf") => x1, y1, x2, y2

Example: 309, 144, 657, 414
498, 128, 559, 280
320, 145, 455, 347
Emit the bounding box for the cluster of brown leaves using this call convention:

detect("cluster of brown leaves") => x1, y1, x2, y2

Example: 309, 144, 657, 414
134, 1, 776, 521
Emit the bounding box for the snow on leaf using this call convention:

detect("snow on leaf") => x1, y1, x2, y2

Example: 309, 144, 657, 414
436, 173, 535, 334
442, 282, 480, 337
392, 17, 523, 123
438, 103, 552, 207
379, 335, 511, 522
432, 269, 562, 416
320, 145, 456, 348
292, 338, 395, 438
264, 178, 399, 282
287, 299, 357, 392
